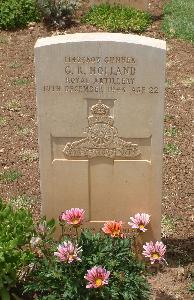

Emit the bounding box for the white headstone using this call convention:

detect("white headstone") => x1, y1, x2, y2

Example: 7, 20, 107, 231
35, 33, 166, 240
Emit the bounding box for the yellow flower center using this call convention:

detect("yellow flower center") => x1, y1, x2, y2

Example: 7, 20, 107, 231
139, 224, 145, 229
72, 218, 79, 224
95, 278, 103, 287
152, 253, 160, 260
112, 229, 120, 236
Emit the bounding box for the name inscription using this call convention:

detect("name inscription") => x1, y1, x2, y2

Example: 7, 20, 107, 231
41, 56, 159, 95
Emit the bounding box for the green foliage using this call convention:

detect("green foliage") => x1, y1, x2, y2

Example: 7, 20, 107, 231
17, 126, 33, 136
9, 194, 39, 210
0, 199, 34, 298
37, 0, 78, 27
190, 283, 194, 292
19, 149, 38, 162
22, 229, 150, 299
162, 0, 194, 43
0, 170, 22, 183
164, 143, 181, 155
0, 116, 7, 126
182, 76, 194, 87
0, 0, 40, 29
165, 127, 177, 137
82, 3, 151, 32
164, 114, 175, 122
8, 61, 22, 69
6, 100, 21, 112
11, 78, 31, 86
0, 36, 8, 44
161, 215, 176, 238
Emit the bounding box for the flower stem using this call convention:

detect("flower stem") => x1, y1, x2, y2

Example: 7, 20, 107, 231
60, 223, 65, 241
133, 232, 143, 260
75, 226, 79, 243
154, 263, 160, 273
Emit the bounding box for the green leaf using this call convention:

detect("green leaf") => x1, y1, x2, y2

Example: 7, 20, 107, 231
0, 288, 10, 300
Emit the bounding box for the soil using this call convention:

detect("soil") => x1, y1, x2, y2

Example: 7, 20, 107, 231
0, 0, 193, 299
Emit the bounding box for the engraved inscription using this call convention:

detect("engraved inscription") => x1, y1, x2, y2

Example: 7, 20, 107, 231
63, 100, 141, 159
64, 56, 136, 64
40, 56, 159, 95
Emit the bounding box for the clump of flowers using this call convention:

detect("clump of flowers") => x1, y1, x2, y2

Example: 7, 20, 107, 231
142, 241, 167, 264
128, 213, 150, 232
102, 220, 123, 237
60, 208, 85, 226
84, 266, 110, 288
22, 208, 166, 299
54, 241, 82, 263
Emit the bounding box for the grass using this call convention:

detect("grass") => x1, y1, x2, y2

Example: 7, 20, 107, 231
182, 76, 194, 87
162, 0, 194, 43
0, 36, 8, 43
0, 170, 22, 183
19, 149, 38, 162
165, 127, 177, 137
6, 100, 21, 112
8, 61, 22, 69
9, 194, 38, 210
0, 116, 6, 126
11, 78, 31, 86
17, 126, 33, 136
164, 114, 175, 122
161, 215, 176, 238
164, 143, 181, 155
165, 79, 173, 88
82, 3, 151, 32
189, 284, 194, 292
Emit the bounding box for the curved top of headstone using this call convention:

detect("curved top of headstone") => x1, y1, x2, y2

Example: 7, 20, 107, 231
35, 33, 166, 50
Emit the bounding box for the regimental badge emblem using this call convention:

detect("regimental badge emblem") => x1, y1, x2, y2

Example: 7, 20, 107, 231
63, 100, 141, 159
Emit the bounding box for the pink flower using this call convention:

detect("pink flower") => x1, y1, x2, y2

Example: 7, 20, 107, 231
142, 241, 167, 264
102, 220, 123, 238
59, 212, 64, 223
84, 266, 110, 288
128, 213, 150, 232
60, 208, 85, 226
54, 241, 82, 263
